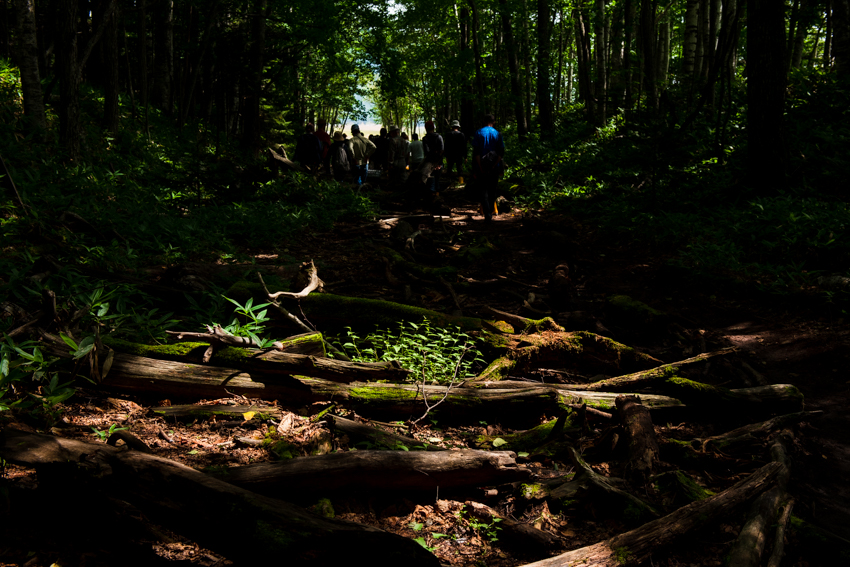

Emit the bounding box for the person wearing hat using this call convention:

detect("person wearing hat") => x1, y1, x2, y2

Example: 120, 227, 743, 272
422, 120, 444, 193
329, 131, 352, 182
444, 119, 467, 181
387, 125, 409, 183
348, 124, 376, 188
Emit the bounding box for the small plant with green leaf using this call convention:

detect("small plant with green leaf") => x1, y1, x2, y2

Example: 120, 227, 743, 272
215, 296, 278, 348
91, 423, 128, 441
333, 318, 484, 385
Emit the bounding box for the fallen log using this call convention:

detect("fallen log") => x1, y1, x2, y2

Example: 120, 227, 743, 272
482, 305, 563, 334
149, 403, 283, 421
563, 346, 739, 392
222, 449, 531, 495
325, 414, 444, 451
71, 335, 411, 383
693, 410, 822, 453
522, 460, 783, 567
0, 428, 439, 566
463, 500, 562, 550
469, 380, 802, 417
82, 353, 686, 420
474, 331, 664, 381
727, 433, 792, 567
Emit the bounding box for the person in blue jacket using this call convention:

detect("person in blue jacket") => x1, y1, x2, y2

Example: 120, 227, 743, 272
471, 114, 505, 223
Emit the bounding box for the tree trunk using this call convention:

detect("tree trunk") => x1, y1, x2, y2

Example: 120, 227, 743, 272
594, 0, 607, 124
498, 0, 527, 138
574, 7, 596, 121
835, 0, 850, 74
152, 0, 173, 113
223, 449, 530, 494
0, 428, 441, 567
537, 0, 553, 131
748, 0, 788, 193
469, 0, 484, 101
101, 1, 119, 133
13, 0, 47, 132
683, 0, 700, 76
638, 0, 657, 110
241, 0, 266, 155
656, 12, 670, 88
615, 395, 659, 481
57, 0, 81, 159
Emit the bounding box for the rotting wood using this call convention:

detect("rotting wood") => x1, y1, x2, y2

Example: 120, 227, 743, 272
563, 346, 739, 392
149, 403, 283, 421
521, 460, 783, 567
0, 428, 440, 566
54, 333, 409, 383
615, 395, 659, 481
222, 449, 530, 495
549, 446, 659, 524
483, 305, 562, 333
727, 432, 793, 567
693, 410, 822, 453
325, 414, 444, 451
463, 500, 562, 550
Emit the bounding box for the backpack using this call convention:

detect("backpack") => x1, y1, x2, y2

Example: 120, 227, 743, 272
331, 143, 350, 172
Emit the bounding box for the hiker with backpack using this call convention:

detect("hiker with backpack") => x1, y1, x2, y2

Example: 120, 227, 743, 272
471, 114, 505, 223
330, 132, 352, 182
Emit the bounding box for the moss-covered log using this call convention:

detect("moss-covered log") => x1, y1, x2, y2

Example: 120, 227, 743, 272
562, 347, 739, 392
222, 449, 530, 495
523, 460, 783, 567
693, 410, 822, 453
473, 331, 664, 381
0, 428, 439, 567
100, 337, 411, 383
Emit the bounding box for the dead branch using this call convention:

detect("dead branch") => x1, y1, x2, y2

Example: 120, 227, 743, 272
325, 414, 444, 451
267, 259, 322, 300
463, 500, 562, 550
523, 460, 783, 566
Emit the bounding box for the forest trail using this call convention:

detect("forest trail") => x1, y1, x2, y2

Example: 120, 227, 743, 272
3, 174, 850, 566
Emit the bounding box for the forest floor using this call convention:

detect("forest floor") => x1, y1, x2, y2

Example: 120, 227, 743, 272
2, 173, 850, 566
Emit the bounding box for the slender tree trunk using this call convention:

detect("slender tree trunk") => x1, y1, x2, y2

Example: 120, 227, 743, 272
153, 0, 173, 113
58, 0, 81, 159
748, 0, 787, 193
824, 0, 834, 68
537, 0, 553, 131
594, 0, 607, 124
835, 0, 850, 75
657, 13, 670, 88
460, 5, 475, 135
101, 2, 119, 133
683, 0, 700, 76
555, 8, 565, 111
623, 0, 637, 112
469, 0, 484, 101
241, 0, 266, 155
574, 7, 596, 122
498, 0, 528, 139
608, 5, 624, 108
136, 0, 148, 109
522, 0, 533, 126
13, 0, 46, 132
638, 0, 657, 110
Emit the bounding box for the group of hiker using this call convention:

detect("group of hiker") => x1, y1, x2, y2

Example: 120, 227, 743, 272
293, 114, 505, 222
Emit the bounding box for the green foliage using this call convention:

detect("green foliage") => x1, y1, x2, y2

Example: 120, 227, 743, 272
217, 296, 277, 348
0, 337, 73, 423
458, 508, 502, 542
91, 423, 128, 441
332, 318, 484, 385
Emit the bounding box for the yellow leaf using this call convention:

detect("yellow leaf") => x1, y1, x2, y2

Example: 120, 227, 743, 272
243, 411, 256, 421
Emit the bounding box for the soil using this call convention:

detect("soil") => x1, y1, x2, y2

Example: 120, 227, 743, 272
2, 175, 849, 566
